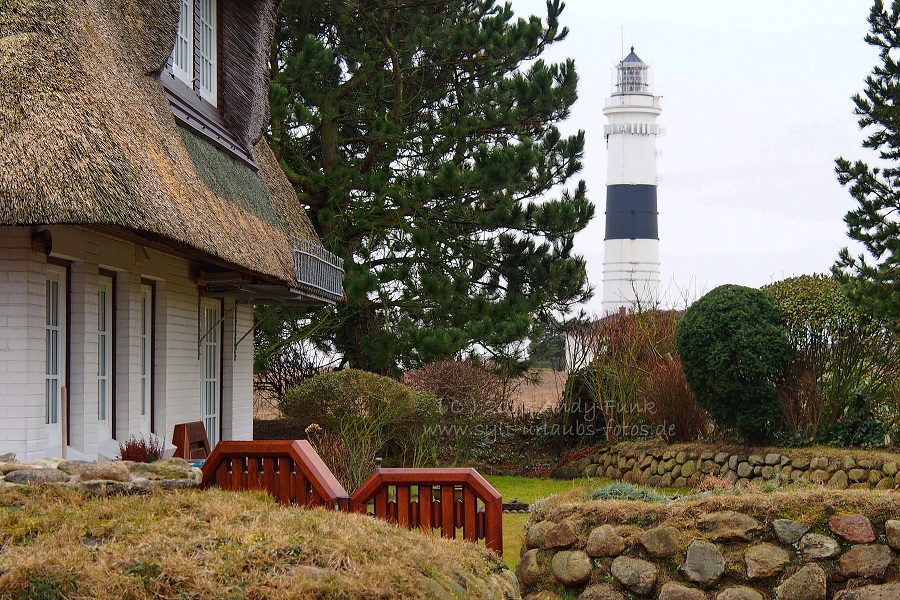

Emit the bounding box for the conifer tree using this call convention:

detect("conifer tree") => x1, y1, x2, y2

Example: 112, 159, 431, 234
835, 0, 900, 327
267, 0, 593, 374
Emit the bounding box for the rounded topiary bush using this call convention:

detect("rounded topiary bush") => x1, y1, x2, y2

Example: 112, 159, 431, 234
676, 284, 794, 442
281, 369, 441, 489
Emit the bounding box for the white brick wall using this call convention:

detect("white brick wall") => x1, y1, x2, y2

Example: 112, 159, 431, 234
0, 226, 258, 460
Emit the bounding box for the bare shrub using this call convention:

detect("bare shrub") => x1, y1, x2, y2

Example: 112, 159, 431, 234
776, 357, 825, 442
640, 354, 712, 443
403, 361, 505, 464
572, 309, 681, 443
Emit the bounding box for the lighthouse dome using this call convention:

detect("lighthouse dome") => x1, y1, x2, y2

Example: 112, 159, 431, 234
616, 46, 650, 94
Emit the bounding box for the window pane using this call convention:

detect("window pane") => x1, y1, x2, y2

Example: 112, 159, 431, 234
171, 0, 193, 84
198, 0, 217, 103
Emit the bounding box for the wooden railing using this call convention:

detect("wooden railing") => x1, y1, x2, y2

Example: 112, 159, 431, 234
200, 442, 503, 556
200, 440, 349, 510
349, 468, 503, 555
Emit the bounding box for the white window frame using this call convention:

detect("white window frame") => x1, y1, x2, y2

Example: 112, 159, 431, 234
97, 276, 113, 441
139, 284, 153, 434
200, 299, 221, 447
197, 0, 218, 106
45, 266, 67, 455
171, 0, 218, 107
171, 0, 194, 87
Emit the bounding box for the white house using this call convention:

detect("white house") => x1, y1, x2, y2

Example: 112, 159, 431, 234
0, 0, 343, 461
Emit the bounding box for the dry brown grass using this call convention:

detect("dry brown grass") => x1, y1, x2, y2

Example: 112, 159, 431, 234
0, 486, 507, 599
531, 486, 900, 541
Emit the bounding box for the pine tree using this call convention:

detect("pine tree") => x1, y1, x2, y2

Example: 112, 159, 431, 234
268, 0, 593, 374
834, 0, 900, 327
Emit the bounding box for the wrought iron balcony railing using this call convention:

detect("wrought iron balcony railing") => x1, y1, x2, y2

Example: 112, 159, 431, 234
293, 239, 344, 303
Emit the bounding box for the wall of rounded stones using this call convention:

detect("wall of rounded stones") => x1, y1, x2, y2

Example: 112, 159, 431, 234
0, 454, 201, 493
518, 500, 900, 599
575, 443, 900, 491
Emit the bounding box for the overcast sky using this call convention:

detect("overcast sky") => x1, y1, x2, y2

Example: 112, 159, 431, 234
510, 0, 880, 313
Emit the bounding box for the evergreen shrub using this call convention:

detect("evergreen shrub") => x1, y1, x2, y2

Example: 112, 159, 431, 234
281, 369, 441, 489
676, 284, 794, 442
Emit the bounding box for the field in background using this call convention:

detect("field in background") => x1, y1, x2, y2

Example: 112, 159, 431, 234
511, 368, 567, 413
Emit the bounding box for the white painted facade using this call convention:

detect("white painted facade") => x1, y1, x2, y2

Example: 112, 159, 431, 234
601, 54, 662, 315
0, 226, 254, 462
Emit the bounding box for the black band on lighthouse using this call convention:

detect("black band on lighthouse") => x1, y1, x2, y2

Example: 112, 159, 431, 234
604, 184, 659, 240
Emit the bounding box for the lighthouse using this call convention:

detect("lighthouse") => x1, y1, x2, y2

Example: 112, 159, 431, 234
601, 47, 661, 313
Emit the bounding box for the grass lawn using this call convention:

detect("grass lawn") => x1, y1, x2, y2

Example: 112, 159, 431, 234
484, 475, 600, 569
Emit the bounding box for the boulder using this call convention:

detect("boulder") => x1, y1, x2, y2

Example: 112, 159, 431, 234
58, 460, 131, 482
517, 549, 544, 589
799, 533, 841, 560
585, 525, 625, 557
524, 592, 560, 600
550, 551, 592, 587
526, 521, 555, 549
791, 457, 811, 470
848, 468, 868, 483
835, 544, 892, 580
773, 519, 810, 545
578, 584, 625, 600
698, 511, 762, 541
826, 470, 848, 490
775, 564, 826, 600
639, 525, 680, 558
658, 582, 706, 600
884, 520, 900, 550
5, 468, 69, 484
679, 540, 725, 588
829, 514, 876, 544
834, 583, 900, 599
0, 463, 38, 475
423, 577, 453, 600
745, 543, 790, 580
74, 480, 141, 496
610, 556, 658, 597
545, 521, 578, 549
126, 458, 193, 480
717, 587, 764, 600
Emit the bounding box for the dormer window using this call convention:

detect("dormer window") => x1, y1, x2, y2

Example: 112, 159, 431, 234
171, 0, 218, 107
161, 0, 257, 169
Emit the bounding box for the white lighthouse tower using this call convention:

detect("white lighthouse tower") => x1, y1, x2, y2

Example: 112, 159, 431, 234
601, 47, 662, 313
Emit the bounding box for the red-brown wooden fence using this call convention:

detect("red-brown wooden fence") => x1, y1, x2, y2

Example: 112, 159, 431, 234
350, 467, 503, 555
199, 441, 503, 556
201, 440, 349, 510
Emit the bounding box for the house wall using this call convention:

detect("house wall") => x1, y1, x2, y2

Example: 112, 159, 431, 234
0, 226, 255, 461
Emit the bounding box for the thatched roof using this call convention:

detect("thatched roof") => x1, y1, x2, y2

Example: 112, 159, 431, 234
0, 0, 322, 289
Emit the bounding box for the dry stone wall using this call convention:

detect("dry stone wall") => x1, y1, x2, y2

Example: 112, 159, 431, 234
518, 492, 900, 599
0, 454, 201, 493
576, 444, 900, 491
